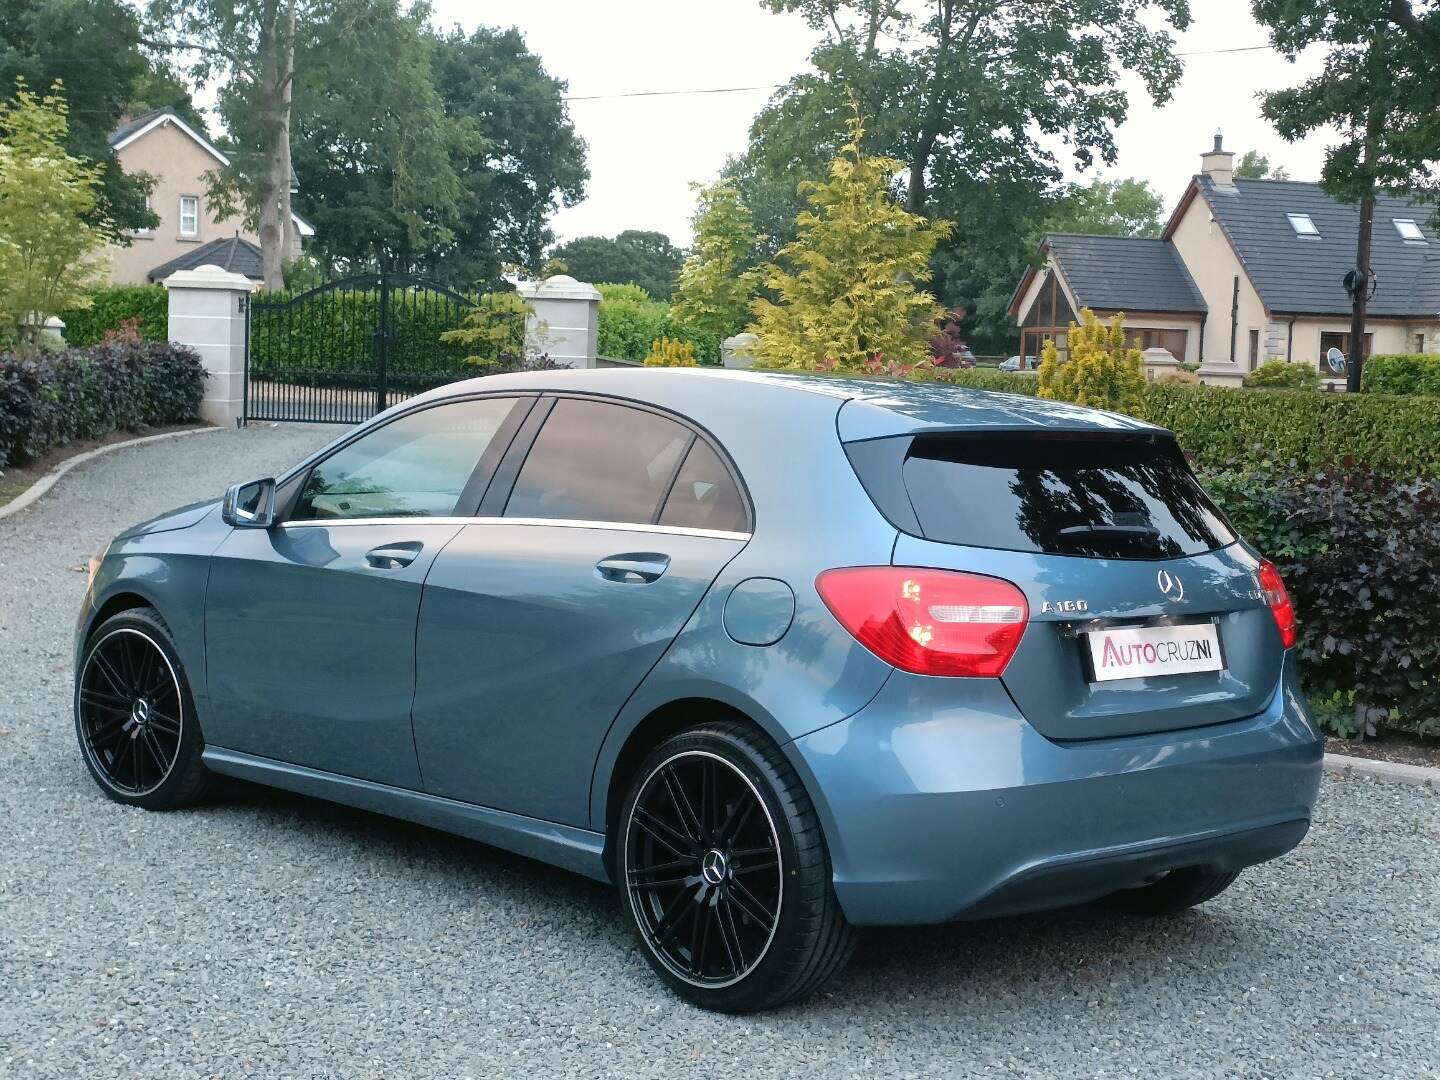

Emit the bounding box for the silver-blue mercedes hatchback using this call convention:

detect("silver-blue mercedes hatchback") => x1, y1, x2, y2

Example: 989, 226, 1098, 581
74, 368, 1322, 1011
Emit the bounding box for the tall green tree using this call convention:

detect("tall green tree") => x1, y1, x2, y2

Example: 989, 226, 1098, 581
0, 80, 111, 348
1253, 0, 1440, 389
672, 185, 762, 341
290, 1, 473, 273
744, 0, 1191, 352
1234, 149, 1291, 180
0, 0, 198, 233
431, 25, 587, 287
146, 0, 314, 289
1044, 177, 1165, 237
549, 231, 680, 299
751, 119, 951, 370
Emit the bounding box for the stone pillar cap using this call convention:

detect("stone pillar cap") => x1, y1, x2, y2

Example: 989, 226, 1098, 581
162, 265, 257, 291
517, 274, 601, 302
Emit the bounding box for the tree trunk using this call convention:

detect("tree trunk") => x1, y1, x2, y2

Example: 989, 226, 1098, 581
1346, 181, 1374, 393
256, 9, 284, 291
279, 0, 297, 266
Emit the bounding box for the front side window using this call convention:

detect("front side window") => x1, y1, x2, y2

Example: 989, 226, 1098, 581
291, 397, 518, 520
505, 399, 693, 525
179, 195, 200, 237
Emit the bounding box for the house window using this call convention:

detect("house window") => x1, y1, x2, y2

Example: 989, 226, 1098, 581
1124, 328, 1189, 358
1249, 329, 1260, 369
1394, 218, 1426, 242
1318, 331, 1372, 374
1417, 333, 1428, 353
179, 196, 200, 237
134, 194, 154, 236
1287, 213, 1320, 237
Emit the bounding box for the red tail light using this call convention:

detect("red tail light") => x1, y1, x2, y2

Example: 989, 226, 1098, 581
815, 567, 1028, 677
1258, 558, 1297, 650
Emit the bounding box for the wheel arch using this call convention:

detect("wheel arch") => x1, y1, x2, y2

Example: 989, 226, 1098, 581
596, 695, 790, 880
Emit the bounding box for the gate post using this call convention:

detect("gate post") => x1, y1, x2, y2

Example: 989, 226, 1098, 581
375, 270, 391, 415
162, 264, 255, 428
517, 275, 601, 368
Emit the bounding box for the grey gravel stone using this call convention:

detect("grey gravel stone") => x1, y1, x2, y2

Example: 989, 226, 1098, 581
1, 423, 1437, 1079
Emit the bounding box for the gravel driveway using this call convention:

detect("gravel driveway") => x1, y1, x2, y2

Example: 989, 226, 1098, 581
2, 423, 1437, 1079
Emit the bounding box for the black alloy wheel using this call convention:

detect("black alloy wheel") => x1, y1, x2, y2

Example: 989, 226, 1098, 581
619, 722, 856, 1012
625, 749, 783, 987
75, 609, 211, 809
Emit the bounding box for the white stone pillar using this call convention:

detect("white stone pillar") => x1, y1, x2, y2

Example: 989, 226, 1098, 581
163, 265, 254, 427
517, 275, 601, 368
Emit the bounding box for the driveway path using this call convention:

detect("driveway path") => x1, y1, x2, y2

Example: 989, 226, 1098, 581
1, 423, 1437, 1079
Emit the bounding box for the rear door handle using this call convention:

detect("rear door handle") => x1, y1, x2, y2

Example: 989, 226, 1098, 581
365, 542, 423, 569
596, 553, 670, 584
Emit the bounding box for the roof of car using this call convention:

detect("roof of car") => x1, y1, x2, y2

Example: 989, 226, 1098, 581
418, 367, 1162, 441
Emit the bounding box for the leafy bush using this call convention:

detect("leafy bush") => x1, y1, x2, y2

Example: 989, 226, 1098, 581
1362, 353, 1440, 395
1243, 359, 1319, 390
438, 291, 531, 369
1156, 368, 1200, 385
1036, 309, 1147, 417
0, 337, 204, 469
57, 285, 168, 346
645, 337, 698, 366
1201, 463, 1440, 738
597, 288, 721, 364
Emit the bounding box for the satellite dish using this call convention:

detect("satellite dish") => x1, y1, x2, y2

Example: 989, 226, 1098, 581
1326, 347, 1347, 373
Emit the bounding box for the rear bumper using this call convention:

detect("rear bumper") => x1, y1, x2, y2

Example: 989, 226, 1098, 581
789, 655, 1322, 926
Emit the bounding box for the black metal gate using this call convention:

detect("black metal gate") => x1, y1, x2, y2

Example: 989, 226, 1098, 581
244, 271, 477, 424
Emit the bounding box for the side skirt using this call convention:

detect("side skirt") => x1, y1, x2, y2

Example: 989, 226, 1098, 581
202, 747, 611, 883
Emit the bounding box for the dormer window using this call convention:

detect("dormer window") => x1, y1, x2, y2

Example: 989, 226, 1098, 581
1287, 213, 1319, 237
1394, 218, 1426, 243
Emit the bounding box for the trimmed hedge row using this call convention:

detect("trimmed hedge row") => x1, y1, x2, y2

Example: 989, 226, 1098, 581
935, 369, 1440, 474
0, 340, 205, 470
58, 285, 169, 346
1202, 463, 1440, 738
249, 289, 478, 387
1362, 353, 1440, 395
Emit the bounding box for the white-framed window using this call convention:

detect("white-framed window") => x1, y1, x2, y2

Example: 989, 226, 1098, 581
1394, 218, 1426, 242
1287, 213, 1319, 237
179, 195, 200, 237
134, 193, 154, 235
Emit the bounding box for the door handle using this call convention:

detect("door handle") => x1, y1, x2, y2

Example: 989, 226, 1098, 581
596, 553, 670, 584
365, 542, 422, 569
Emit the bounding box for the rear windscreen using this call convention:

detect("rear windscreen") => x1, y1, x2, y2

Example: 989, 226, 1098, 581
899, 434, 1236, 559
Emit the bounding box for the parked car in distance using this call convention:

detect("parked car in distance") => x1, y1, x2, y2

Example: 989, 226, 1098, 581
74, 368, 1322, 1012
1000, 354, 1039, 371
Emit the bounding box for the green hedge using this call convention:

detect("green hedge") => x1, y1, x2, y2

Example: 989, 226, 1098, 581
0, 340, 205, 469
596, 286, 721, 364
58, 285, 169, 347
249, 288, 479, 388
934, 369, 1440, 474
1361, 353, 1440, 395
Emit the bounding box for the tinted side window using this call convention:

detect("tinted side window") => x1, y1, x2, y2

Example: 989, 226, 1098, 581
292, 397, 518, 520
898, 434, 1235, 559
659, 439, 747, 533
505, 399, 691, 525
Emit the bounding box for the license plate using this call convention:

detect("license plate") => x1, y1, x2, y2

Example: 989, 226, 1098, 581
1085, 622, 1224, 683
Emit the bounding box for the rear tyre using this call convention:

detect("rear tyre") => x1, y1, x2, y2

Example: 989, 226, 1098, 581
618, 721, 856, 1012
1105, 867, 1241, 915
75, 608, 211, 810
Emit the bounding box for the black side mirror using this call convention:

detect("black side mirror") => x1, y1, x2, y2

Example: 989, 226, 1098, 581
222, 477, 277, 528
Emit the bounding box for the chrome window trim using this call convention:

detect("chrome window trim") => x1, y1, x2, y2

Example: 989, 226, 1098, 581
278, 515, 751, 542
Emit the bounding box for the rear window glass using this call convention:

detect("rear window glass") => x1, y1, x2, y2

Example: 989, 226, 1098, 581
899, 434, 1235, 559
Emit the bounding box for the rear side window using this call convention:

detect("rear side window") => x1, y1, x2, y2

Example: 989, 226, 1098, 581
505, 399, 692, 525
896, 434, 1235, 559
659, 439, 747, 533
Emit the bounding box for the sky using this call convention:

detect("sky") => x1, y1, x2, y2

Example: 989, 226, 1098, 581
431, 0, 1336, 245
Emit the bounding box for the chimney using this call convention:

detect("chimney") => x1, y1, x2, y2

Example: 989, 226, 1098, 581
1201, 129, 1234, 187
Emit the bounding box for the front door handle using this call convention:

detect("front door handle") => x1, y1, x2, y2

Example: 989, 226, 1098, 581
596, 553, 670, 584
365, 541, 423, 569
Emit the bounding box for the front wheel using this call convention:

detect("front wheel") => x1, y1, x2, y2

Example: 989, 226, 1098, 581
618, 721, 856, 1012
75, 608, 211, 810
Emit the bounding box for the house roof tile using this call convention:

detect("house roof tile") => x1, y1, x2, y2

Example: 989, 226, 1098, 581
148, 236, 264, 283
1044, 234, 1207, 315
